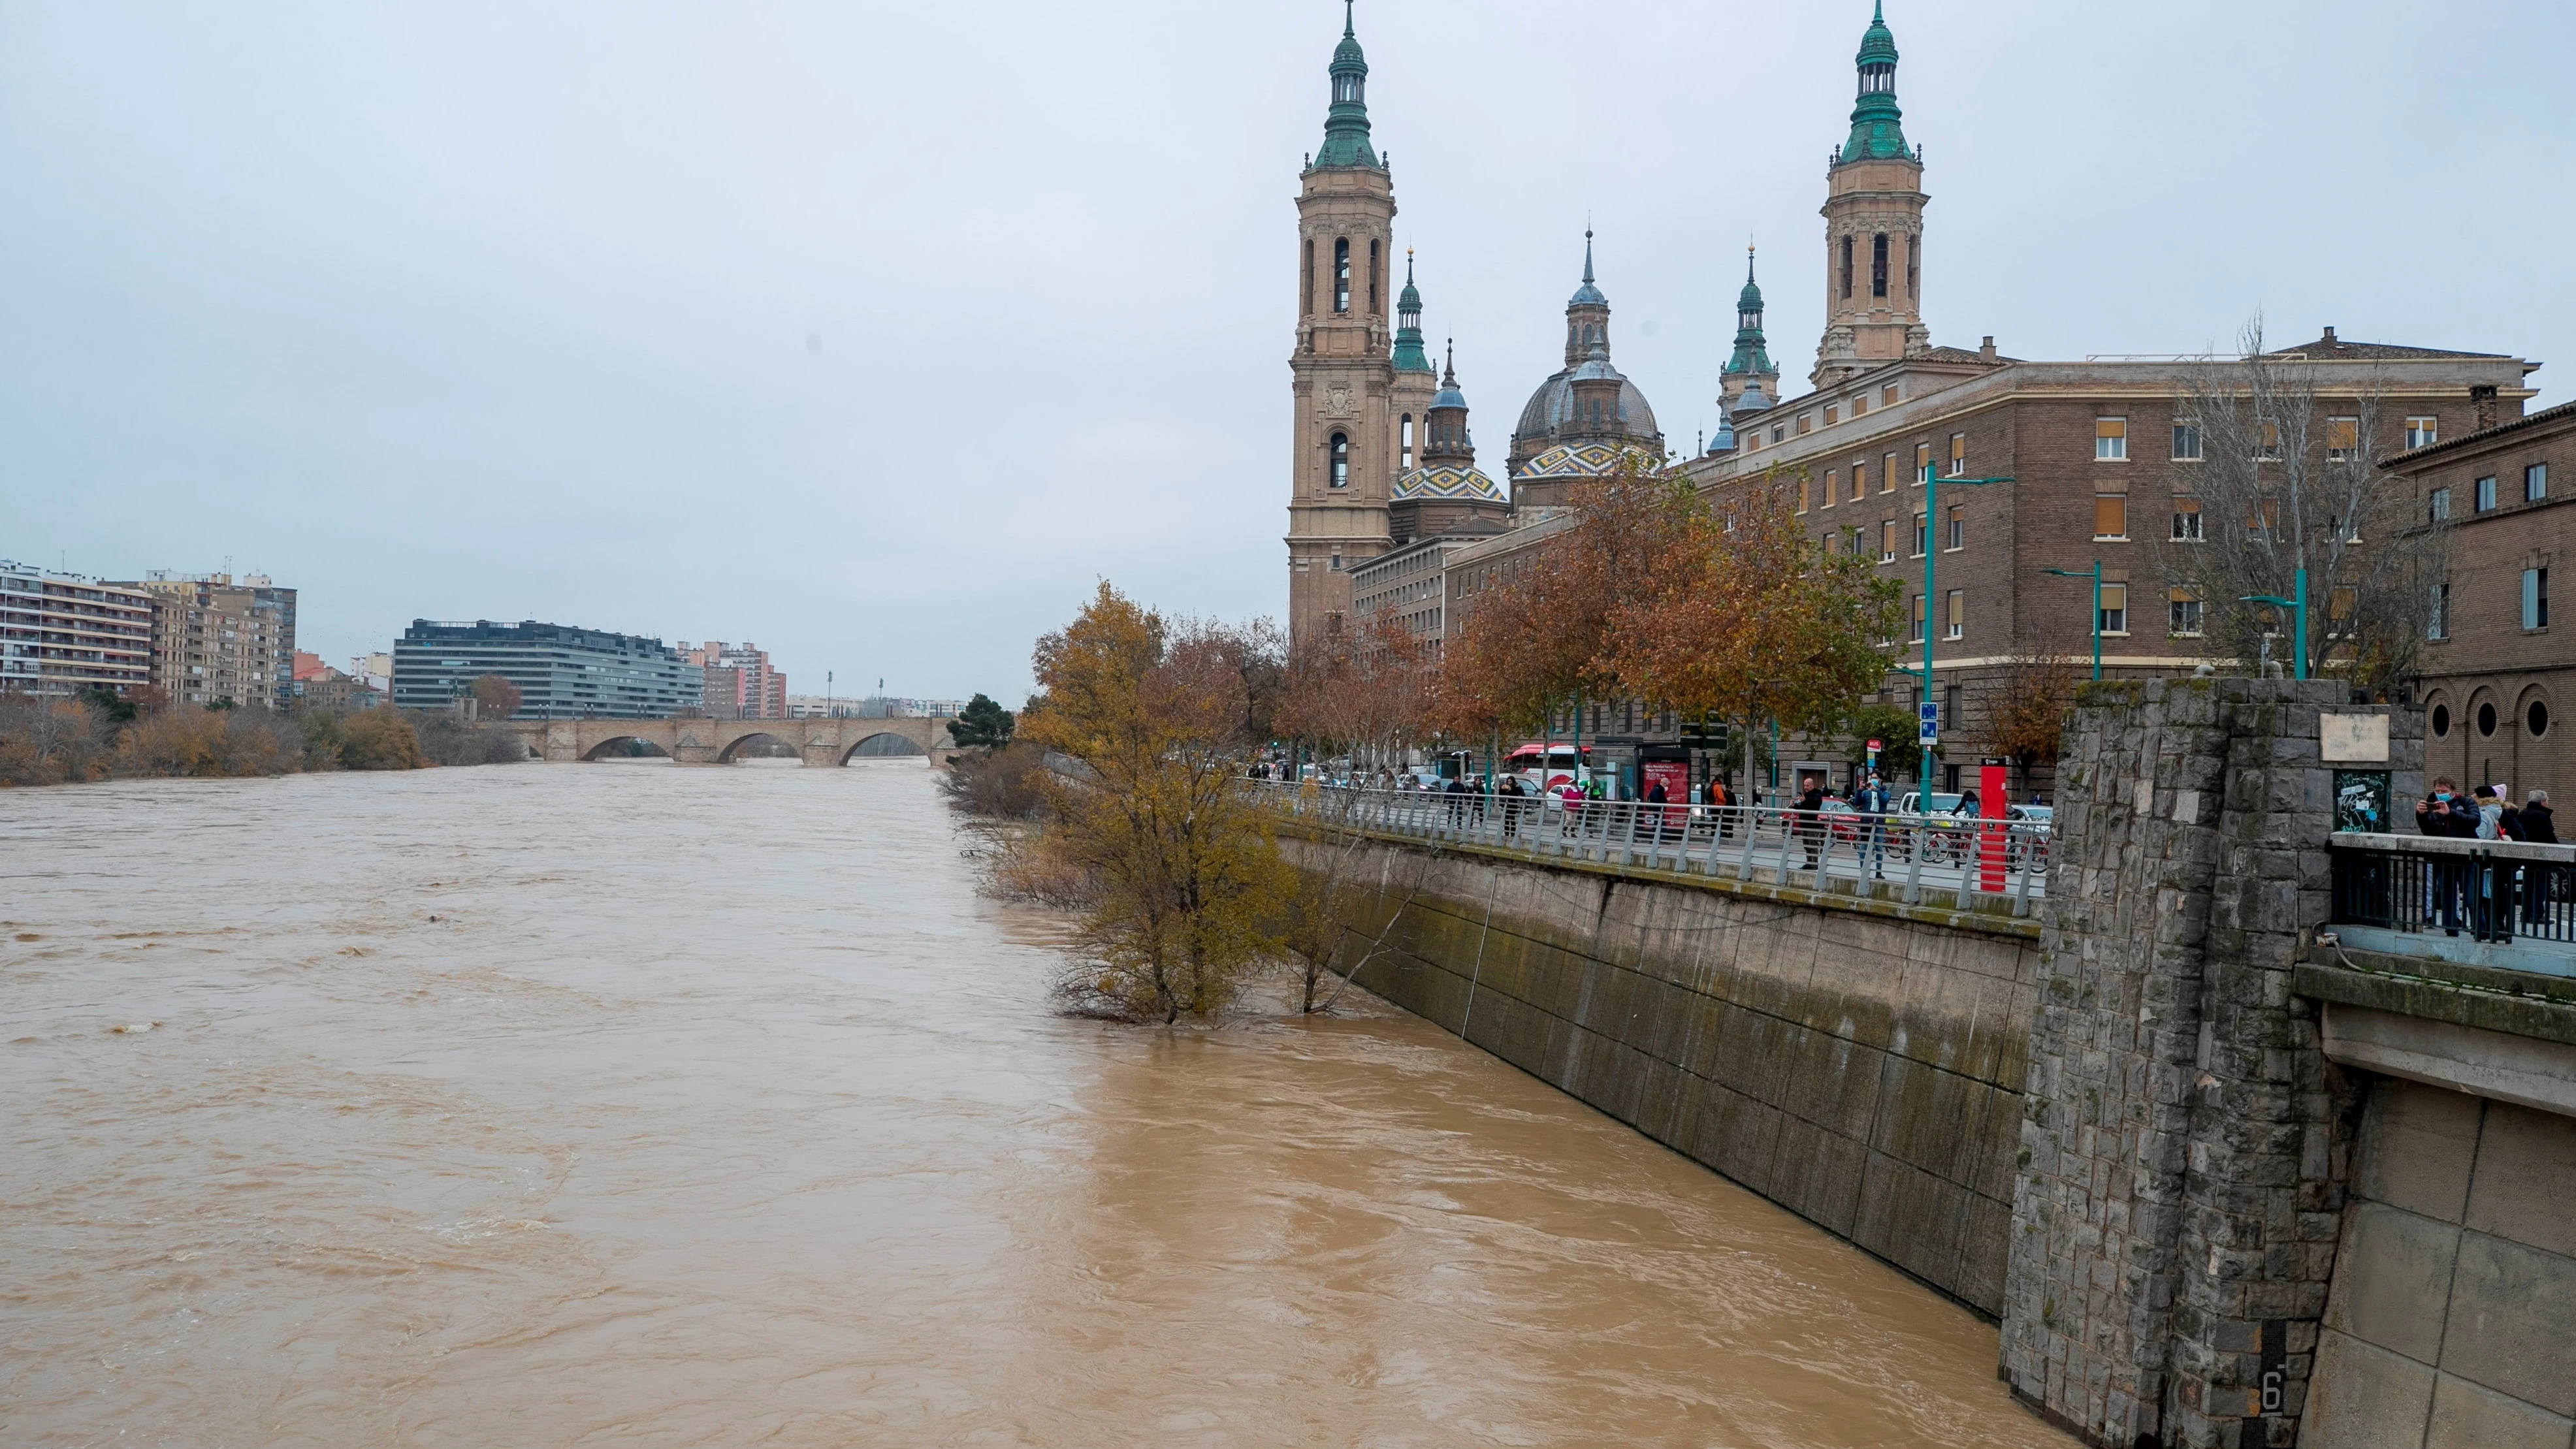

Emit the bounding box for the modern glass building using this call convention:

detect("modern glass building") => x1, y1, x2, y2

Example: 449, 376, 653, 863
391, 620, 703, 720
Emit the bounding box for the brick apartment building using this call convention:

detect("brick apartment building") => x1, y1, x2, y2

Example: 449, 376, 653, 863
679, 641, 787, 720
0, 561, 153, 697
2389, 400, 2576, 802
1679, 340, 2533, 791
122, 571, 299, 709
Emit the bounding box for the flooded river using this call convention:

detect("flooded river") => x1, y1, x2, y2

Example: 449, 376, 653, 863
1, 762, 2066, 1447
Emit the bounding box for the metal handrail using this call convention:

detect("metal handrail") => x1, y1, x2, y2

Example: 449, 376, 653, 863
1245, 780, 2050, 916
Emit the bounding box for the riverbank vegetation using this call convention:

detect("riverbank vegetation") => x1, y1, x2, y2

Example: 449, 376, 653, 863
0, 690, 525, 786
997, 584, 1292, 1024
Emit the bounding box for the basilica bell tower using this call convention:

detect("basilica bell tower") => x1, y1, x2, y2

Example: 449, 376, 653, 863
1285, 3, 1399, 647
1812, 2, 1931, 389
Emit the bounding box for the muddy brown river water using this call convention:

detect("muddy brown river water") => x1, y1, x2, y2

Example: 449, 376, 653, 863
0, 761, 2069, 1447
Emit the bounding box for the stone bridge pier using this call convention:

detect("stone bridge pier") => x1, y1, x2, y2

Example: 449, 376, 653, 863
503, 716, 958, 767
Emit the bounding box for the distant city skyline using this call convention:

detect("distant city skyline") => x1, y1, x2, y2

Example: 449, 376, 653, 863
5, 1, 2569, 699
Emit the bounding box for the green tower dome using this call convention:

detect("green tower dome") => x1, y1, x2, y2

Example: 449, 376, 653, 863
1392, 251, 1432, 374
1724, 248, 1775, 381
1313, 1, 1380, 170
1839, 1, 1914, 167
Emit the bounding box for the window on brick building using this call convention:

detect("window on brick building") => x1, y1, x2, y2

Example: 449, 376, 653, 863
1949, 433, 1967, 477
1882, 452, 1899, 492
1850, 463, 1866, 502
1872, 233, 1890, 297
2096, 417, 2128, 461
2428, 582, 2450, 640
1825, 404, 1840, 426
1909, 594, 1925, 643
2428, 487, 2451, 522
1912, 513, 1928, 557
2477, 476, 2497, 512
2326, 417, 2360, 462
2094, 495, 2129, 539
1944, 589, 1964, 639
1840, 236, 1855, 299
2524, 567, 2550, 629
1329, 432, 1349, 488
1946, 505, 1963, 551
2099, 584, 2129, 635
1400, 415, 1413, 469
2172, 499, 2204, 541
2169, 592, 2203, 637
1879, 519, 1897, 563
1882, 385, 1900, 408
1368, 240, 1381, 313
1797, 475, 1811, 513
2172, 421, 2204, 461
2528, 463, 2549, 502
2404, 417, 2439, 451
1333, 238, 1350, 313
1822, 470, 1838, 508
1914, 443, 1931, 483
2257, 421, 2283, 460
1797, 413, 1813, 435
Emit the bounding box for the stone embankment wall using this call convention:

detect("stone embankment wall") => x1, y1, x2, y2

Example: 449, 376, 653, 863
1297, 678, 2576, 1449
1291, 831, 2041, 1315
2004, 678, 2379, 1449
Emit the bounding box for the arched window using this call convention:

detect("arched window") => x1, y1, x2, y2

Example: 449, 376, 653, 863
1368, 240, 1381, 313
1872, 234, 1890, 298
1329, 432, 1349, 488
1905, 235, 1919, 299
1400, 415, 1413, 468
1839, 236, 1854, 300
1303, 240, 1315, 315
1333, 239, 1350, 313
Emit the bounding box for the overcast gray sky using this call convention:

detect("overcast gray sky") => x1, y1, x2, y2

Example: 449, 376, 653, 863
5, 1, 2568, 703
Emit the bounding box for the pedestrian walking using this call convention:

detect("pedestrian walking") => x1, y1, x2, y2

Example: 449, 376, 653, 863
1853, 771, 1892, 878
1796, 774, 1827, 870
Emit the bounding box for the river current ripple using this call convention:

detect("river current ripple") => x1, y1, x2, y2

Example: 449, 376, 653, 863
0, 761, 2066, 1447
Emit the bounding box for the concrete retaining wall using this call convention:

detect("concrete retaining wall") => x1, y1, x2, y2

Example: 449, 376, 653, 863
1296, 832, 2041, 1315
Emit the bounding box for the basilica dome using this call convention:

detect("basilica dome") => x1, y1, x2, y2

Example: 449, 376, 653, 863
1513, 370, 1661, 445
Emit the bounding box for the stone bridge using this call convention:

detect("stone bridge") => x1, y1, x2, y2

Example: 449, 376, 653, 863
505, 716, 958, 767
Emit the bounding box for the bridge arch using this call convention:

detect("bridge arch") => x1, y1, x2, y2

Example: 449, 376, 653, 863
716, 731, 796, 763
839, 731, 930, 764
580, 735, 673, 762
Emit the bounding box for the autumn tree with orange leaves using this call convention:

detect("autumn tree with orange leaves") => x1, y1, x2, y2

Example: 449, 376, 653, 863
1439, 453, 1900, 786
1276, 612, 1435, 778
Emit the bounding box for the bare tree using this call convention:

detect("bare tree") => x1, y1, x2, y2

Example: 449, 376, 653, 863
2161, 318, 2449, 689
1987, 622, 2085, 797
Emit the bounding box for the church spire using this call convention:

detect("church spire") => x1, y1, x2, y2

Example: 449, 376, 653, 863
1838, 1, 1912, 166
1392, 250, 1431, 373
1724, 247, 1777, 384
1314, 1, 1379, 169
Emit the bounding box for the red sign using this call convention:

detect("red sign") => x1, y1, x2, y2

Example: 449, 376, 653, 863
1866, 739, 1882, 753
1978, 761, 2010, 892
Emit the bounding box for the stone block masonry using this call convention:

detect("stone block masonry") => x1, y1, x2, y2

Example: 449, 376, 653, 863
2005, 678, 2411, 1449
1290, 831, 2044, 1316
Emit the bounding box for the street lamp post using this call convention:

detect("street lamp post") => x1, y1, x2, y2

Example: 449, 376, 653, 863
2240, 567, 2310, 680
1893, 464, 2014, 803
2041, 560, 2105, 680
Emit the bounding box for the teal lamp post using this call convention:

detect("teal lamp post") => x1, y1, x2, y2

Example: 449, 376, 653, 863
2040, 561, 2105, 680
2240, 567, 2310, 680
1892, 463, 2012, 801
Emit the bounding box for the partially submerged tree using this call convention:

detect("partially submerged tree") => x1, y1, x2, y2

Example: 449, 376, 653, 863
1019, 584, 1291, 1023
2161, 318, 2447, 689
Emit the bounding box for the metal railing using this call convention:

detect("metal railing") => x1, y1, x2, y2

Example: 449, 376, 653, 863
1249, 781, 2049, 916
2329, 833, 2576, 949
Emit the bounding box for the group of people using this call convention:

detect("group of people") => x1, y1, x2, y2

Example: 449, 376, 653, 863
2415, 776, 2559, 933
